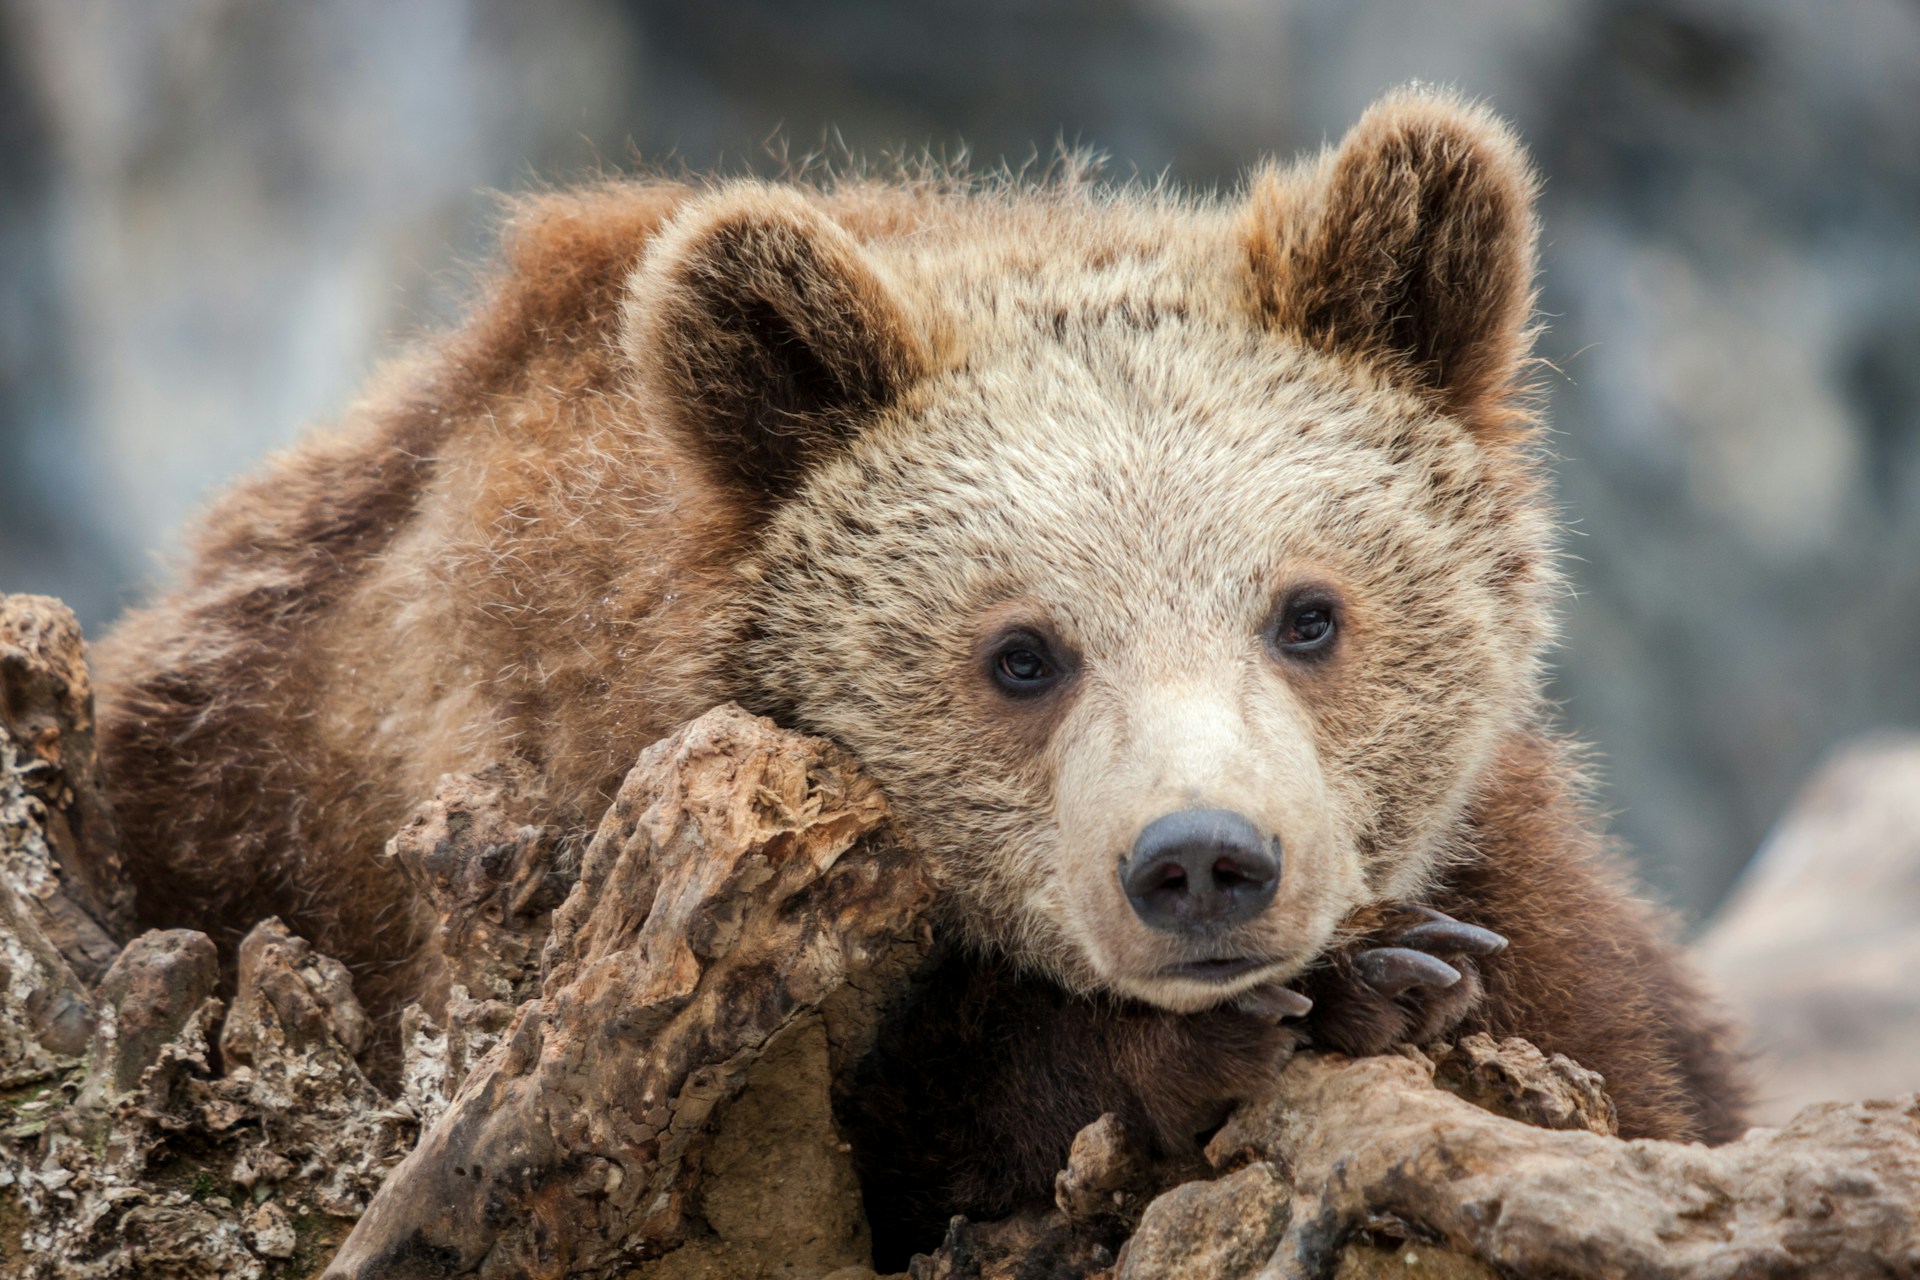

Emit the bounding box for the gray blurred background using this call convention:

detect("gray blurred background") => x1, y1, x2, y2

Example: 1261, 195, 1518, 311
2, 0, 1916, 922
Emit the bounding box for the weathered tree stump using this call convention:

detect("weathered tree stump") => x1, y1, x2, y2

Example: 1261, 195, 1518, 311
323, 705, 936, 1279
387, 762, 575, 1126
0, 871, 94, 1088
0, 595, 133, 985
2, 910, 405, 1278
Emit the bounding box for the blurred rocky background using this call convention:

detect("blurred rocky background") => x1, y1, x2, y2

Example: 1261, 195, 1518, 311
1, 0, 1916, 925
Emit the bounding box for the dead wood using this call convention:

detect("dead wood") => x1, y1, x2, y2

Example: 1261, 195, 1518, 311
4, 591, 1919, 1280
1125, 1044, 1920, 1280
870, 973, 1919, 1279
0, 871, 94, 1089
2, 912, 412, 1278
323, 704, 936, 1280
386, 761, 574, 1126
0, 595, 133, 985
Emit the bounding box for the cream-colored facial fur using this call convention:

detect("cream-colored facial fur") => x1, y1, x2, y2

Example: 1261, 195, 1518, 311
738, 303, 1552, 1007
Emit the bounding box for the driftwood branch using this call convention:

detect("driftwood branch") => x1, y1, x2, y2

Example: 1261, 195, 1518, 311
2, 590, 1917, 1280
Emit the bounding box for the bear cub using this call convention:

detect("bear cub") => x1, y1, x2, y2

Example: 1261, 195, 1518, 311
95, 87, 1748, 1262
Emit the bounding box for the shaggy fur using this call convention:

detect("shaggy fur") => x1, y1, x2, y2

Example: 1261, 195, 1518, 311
95, 86, 1747, 1248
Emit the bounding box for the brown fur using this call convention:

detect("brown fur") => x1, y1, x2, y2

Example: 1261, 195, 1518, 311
625, 186, 936, 497
849, 731, 1745, 1266
1294, 730, 1749, 1143
94, 87, 1746, 1246
1440, 731, 1748, 1143
848, 953, 1295, 1265
1247, 91, 1540, 438
99, 182, 730, 1016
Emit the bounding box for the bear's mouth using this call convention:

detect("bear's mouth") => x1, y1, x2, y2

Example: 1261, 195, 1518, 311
1161, 955, 1276, 983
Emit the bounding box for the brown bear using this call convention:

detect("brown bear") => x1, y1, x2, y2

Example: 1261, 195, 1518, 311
94, 86, 1746, 1259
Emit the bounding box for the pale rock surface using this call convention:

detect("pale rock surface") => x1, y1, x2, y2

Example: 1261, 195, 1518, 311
1698, 733, 1920, 1122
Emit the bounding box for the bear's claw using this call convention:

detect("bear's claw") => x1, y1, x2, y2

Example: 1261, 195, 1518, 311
1233, 982, 1314, 1021
1300, 905, 1509, 1055
1353, 946, 1462, 996
1391, 913, 1509, 958
1353, 906, 1508, 997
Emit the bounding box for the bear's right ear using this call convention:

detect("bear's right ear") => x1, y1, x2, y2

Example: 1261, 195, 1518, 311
623, 186, 931, 497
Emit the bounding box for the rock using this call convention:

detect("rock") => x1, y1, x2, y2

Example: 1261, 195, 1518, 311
1698, 732, 1920, 1123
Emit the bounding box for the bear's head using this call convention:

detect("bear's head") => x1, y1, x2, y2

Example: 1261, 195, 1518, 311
623, 88, 1555, 1012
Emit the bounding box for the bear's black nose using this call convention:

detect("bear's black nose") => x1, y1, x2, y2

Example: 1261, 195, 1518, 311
1123, 808, 1281, 933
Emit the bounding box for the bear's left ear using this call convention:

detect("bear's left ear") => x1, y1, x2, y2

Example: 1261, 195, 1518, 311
624, 185, 932, 496
1246, 88, 1539, 436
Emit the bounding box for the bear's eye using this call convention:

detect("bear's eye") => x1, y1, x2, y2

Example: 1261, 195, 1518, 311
1271, 597, 1339, 658
989, 637, 1062, 696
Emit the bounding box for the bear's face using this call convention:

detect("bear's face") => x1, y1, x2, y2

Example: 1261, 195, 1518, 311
744, 313, 1553, 1009
626, 88, 1553, 1010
